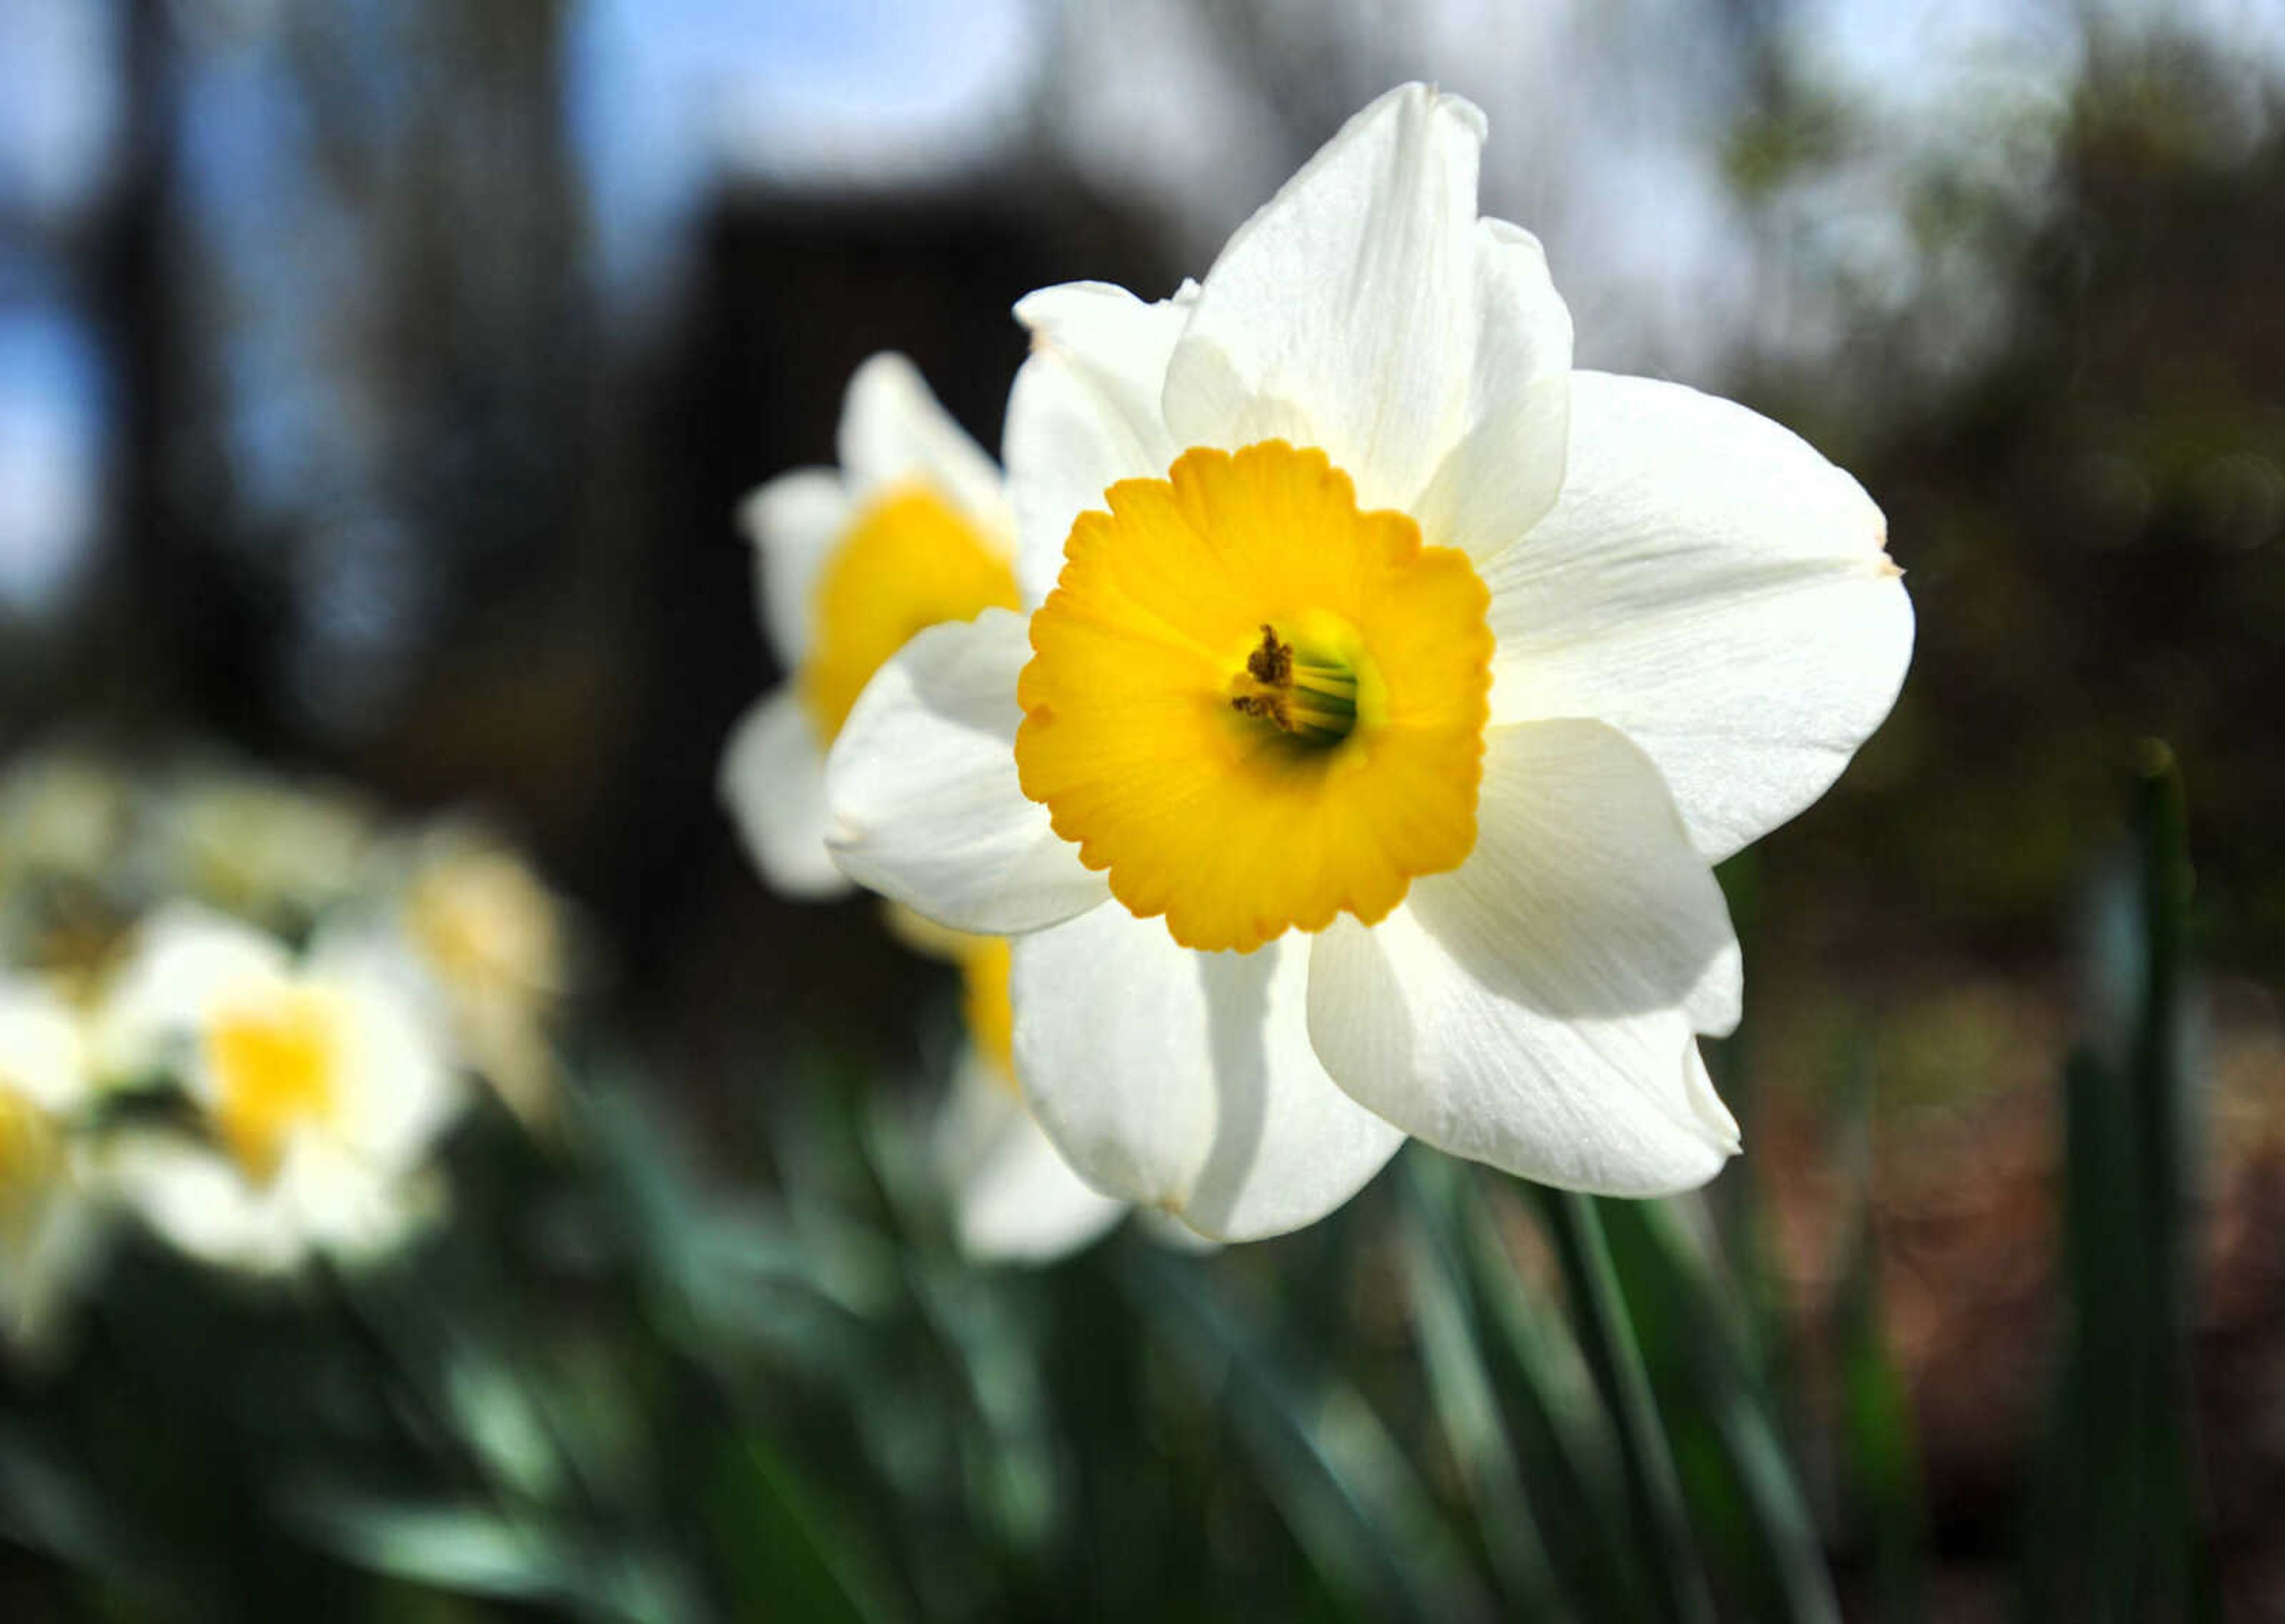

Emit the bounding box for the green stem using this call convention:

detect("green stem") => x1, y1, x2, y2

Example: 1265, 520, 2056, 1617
1540, 1189, 1717, 1624
2128, 747, 2219, 1621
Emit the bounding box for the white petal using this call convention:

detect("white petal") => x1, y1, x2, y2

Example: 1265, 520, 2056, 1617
0, 977, 88, 1112
309, 948, 465, 1174
739, 468, 849, 668
103, 1131, 435, 1273
836, 352, 1012, 544
1132, 1207, 1224, 1254
92, 903, 291, 1081
1005, 281, 1191, 604
1485, 372, 1912, 862
275, 1138, 441, 1262
104, 1134, 307, 1273
932, 1050, 1126, 1264
824, 608, 1109, 934
1012, 905, 1404, 1243
1408, 221, 1573, 561
1162, 85, 1571, 518
1307, 719, 1741, 1197
719, 691, 854, 901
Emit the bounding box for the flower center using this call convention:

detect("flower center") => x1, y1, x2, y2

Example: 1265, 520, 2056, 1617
800, 484, 1021, 744
1016, 440, 1492, 953
1229, 625, 1360, 744
205, 991, 343, 1181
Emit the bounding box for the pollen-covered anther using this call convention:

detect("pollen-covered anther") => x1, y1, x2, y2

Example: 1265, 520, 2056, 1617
1229, 625, 1358, 744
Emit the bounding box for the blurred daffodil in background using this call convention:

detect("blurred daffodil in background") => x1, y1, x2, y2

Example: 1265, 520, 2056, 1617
0, 744, 577, 1310
722, 355, 1129, 1263
824, 85, 1915, 1241
721, 353, 1021, 900
0, 975, 102, 1358
153, 770, 379, 935
395, 825, 571, 1128
0, 753, 132, 899
96, 905, 464, 1273
888, 910, 1126, 1262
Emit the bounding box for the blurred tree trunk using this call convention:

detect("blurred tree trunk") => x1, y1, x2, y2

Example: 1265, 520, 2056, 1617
84, 0, 186, 727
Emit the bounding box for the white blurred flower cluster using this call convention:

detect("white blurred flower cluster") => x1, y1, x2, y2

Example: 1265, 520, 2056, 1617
0, 743, 575, 1358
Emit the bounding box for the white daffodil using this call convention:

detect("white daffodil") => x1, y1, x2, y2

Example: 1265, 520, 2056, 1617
95, 905, 465, 1272
720, 353, 1022, 899
823, 85, 1914, 1243
153, 771, 377, 928
0, 748, 131, 891
0, 977, 104, 1355
717, 358, 1115, 1256
396, 824, 569, 1128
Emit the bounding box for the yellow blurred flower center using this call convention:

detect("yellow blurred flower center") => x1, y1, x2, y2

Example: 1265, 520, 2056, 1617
958, 935, 1018, 1090
882, 905, 1019, 1094
0, 1085, 61, 1203
1016, 440, 1493, 953
800, 484, 1021, 744
206, 992, 343, 1180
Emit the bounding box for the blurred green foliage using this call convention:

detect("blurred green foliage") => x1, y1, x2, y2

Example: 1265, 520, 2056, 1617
0, 748, 2220, 1619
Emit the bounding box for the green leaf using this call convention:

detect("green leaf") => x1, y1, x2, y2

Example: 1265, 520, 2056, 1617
288, 1494, 575, 1602
705, 1433, 886, 1624
1536, 1188, 1717, 1624
1394, 1154, 1564, 1617
0, 1425, 115, 1569
1600, 1199, 1847, 1624
1118, 1242, 1488, 1624
2028, 747, 2219, 1622
1459, 1176, 1652, 1619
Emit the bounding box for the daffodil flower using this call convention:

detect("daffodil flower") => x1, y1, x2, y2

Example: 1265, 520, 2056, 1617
397, 823, 569, 1128
156, 771, 377, 928
0, 749, 130, 895
721, 354, 1022, 898
823, 85, 1914, 1241
0, 977, 102, 1354
718, 356, 1122, 1258
96, 905, 465, 1272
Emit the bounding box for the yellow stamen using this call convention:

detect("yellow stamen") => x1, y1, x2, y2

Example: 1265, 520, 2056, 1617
1229, 625, 1360, 744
